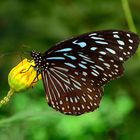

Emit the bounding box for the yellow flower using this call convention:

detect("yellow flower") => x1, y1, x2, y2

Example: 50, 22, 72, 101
0, 58, 41, 107
8, 58, 41, 92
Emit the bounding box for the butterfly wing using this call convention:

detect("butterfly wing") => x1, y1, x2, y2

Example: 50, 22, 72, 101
41, 69, 103, 115
41, 30, 139, 115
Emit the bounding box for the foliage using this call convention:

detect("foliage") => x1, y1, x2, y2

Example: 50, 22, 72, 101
0, 0, 140, 140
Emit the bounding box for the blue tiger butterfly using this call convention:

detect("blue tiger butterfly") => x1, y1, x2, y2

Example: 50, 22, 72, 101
31, 30, 140, 115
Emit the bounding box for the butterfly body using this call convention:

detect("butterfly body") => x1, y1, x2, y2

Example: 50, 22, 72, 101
31, 30, 140, 115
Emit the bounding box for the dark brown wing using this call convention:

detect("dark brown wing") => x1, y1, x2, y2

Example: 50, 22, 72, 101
40, 30, 139, 115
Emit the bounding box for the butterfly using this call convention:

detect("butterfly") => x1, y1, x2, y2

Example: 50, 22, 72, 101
31, 30, 140, 115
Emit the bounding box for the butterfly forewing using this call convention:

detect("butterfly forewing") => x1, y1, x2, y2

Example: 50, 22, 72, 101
32, 30, 140, 115
45, 30, 139, 62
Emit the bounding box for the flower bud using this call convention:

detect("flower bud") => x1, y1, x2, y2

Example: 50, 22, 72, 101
8, 58, 41, 92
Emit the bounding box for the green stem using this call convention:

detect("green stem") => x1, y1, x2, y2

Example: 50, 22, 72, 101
0, 89, 15, 107
121, 0, 140, 58
121, 0, 137, 33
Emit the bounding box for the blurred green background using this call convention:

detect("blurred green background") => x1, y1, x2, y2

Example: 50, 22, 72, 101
0, 0, 140, 140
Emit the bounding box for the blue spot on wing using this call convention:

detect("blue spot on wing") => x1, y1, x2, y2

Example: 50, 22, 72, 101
78, 63, 87, 69
72, 40, 87, 48
47, 57, 65, 60
64, 53, 77, 60
55, 48, 72, 52
64, 63, 76, 68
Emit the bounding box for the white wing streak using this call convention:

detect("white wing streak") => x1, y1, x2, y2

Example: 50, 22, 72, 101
47, 71, 61, 98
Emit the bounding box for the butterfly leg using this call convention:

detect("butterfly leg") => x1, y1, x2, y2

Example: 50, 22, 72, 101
20, 65, 35, 73
30, 70, 41, 88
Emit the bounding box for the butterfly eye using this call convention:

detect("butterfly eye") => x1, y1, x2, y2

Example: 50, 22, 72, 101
32, 30, 140, 115
31, 51, 36, 57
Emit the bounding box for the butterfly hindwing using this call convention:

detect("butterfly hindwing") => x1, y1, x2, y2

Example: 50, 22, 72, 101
41, 68, 103, 115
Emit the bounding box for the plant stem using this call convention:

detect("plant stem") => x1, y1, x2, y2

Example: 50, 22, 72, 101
121, 0, 137, 33
121, 0, 140, 58
0, 89, 15, 107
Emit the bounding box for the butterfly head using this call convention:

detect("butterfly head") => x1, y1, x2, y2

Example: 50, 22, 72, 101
31, 50, 41, 57
31, 50, 49, 73
31, 50, 42, 70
